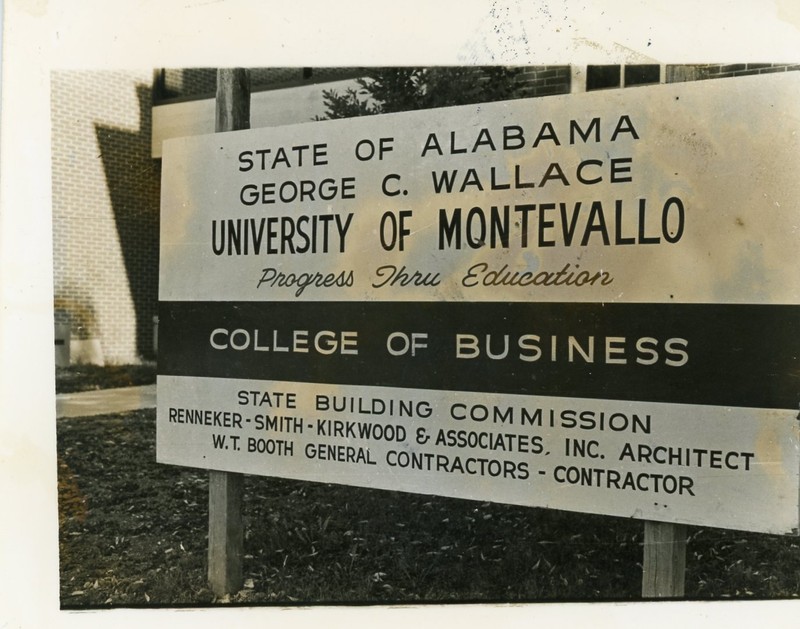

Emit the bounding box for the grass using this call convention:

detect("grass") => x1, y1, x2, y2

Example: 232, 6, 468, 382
55, 365, 800, 606
57, 410, 800, 607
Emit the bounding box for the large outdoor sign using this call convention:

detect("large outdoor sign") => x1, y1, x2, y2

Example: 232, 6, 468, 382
158, 72, 800, 535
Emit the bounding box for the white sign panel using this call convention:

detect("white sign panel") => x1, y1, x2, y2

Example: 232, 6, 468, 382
160, 73, 800, 305
158, 73, 800, 534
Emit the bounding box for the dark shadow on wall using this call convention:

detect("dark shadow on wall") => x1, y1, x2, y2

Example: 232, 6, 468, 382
95, 84, 161, 360
155, 67, 217, 102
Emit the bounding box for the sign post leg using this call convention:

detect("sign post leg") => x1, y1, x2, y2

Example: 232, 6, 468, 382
208, 470, 244, 596
642, 521, 687, 598
207, 67, 251, 598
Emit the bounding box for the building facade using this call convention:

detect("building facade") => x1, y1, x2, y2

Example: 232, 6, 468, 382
52, 70, 161, 365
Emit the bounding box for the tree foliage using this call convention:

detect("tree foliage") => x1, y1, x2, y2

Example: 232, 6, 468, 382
318, 67, 524, 120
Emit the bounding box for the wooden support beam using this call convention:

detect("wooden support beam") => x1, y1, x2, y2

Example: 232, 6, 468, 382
208, 469, 244, 596
215, 67, 251, 133
208, 68, 250, 598
642, 521, 687, 598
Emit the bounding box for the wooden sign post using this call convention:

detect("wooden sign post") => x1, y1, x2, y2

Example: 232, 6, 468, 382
642, 521, 687, 598
207, 68, 250, 597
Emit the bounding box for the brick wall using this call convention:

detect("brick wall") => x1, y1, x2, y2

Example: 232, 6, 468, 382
666, 63, 800, 83
51, 70, 160, 364
159, 62, 800, 105
158, 66, 572, 102
512, 65, 571, 97
698, 63, 800, 79
160, 68, 216, 99
158, 67, 369, 102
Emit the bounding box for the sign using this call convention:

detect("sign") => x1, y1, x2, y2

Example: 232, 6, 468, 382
158, 73, 800, 534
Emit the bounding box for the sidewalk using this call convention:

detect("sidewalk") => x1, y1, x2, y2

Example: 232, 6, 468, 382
56, 384, 157, 418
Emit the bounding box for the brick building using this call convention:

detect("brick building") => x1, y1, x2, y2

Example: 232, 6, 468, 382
50, 63, 799, 365
52, 70, 161, 365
